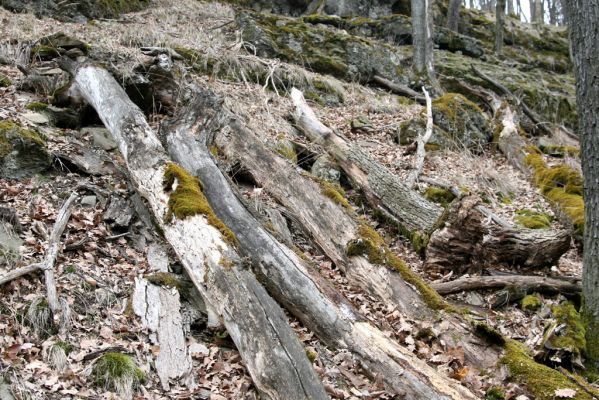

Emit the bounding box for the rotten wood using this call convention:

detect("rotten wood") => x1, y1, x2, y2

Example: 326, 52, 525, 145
431, 274, 581, 295
64, 62, 329, 400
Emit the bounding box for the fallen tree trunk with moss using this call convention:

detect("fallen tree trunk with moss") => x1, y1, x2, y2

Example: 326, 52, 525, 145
61, 61, 330, 400
163, 85, 479, 399
291, 88, 571, 269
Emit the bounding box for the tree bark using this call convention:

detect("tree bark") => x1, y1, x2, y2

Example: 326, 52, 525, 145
63, 63, 329, 400
495, 0, 506, 55
447, 0, 462, 31
432, 274, 581, 295
533, 0, 544, 23
291, 88, 571, 269
565, 0, 599, 364
163, 86, 479, 399
411, 0, 437, 85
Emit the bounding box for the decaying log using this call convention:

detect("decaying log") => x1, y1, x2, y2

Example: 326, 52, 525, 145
132, 277, 193, 390
291, 87, 444, 249
207, 90, 503, 372
432, 274, 581, 295
64, 62, 329, 400
291, 88, 571, 269
165, 86, 479, 399
373, 75, 426, 104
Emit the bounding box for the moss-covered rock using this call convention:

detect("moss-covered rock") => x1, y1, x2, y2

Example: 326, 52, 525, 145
310, 154, 341, 184
524, 152, 584, 236
0, 73, 11, 88
274, 138, 298, 163
521, 293, 543, 312
514, 209, 552, 229
92, 352, 145, 397
31, 33, 89, 61
0, 121, 50, 179
423, 187, 456, 207
542, 302, 586, 369
237, 11, 410, 83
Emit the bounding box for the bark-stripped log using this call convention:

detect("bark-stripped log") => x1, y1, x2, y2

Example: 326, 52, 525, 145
63, 63, 328, 400
291, 88, 571, 269
164, 87, 479, 399
199, 88, 502, 371
432, 274, 581, 295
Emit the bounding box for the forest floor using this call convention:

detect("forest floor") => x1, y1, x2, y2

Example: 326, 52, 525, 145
0, 1, 584, 399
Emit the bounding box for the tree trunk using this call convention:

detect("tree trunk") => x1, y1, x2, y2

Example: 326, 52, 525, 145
507, 0, 515, 15
432, 274, 581, 295
291, 88, 570, 269
205, 88, 503, 372
566, 0, 599, 365
411, 0, 436, 84
533, 0, 544, 23
495, 0, 506, 54
62, 63, 329, 400
447, 0, 462, 31
162, 86, 480, 399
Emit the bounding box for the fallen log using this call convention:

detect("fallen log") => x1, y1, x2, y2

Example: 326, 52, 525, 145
373, 75, 426, 104
61, 61, 328, 400
291, 88, 571, 269
164, 86, 478, 399
432, 275, 581, 295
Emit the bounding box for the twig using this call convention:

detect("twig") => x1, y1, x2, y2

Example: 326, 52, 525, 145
104, 232, 131, 241
372, 75, 426, 104
407, 87, 433, 187
0, 263, 44, 286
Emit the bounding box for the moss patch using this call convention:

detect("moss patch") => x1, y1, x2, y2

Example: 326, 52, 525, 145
346, 223, 450, 311
92, 352, 145, 393
0, 73, 11, 88
521, 294, 543, 312
146, 272, 191, 299
26, 102, 49, 112
423, 187, 456, 207
502, 340, 596, 399
485, 387, 505, 400
545, 302, 586, 361
0, 121, 46, 157
514, 209, 552, 229
524, 152, 584, 235
540, 144, 580, 158
163, 163, 238, 246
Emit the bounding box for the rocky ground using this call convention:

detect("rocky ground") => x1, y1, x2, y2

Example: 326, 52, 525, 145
0, 0, 588, 399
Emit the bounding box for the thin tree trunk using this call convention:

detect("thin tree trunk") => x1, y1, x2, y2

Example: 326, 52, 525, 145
530, 0, 536, 21
495, 0, 506, 54
447, 0, 462, 31
565, 0, 599, 364
507, 0, 515, 14
411, 0, 437, 86
534, 0, 544, 23
61, 62, 329, 400
432, 274, 581, 295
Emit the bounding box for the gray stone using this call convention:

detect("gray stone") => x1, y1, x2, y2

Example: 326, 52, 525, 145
311, 155, 341, 184
81, 195, 97, 208
103, 196, 134, 229
82, 127, 117, 151
22, 112, 50, 125
0, 123, 51, 179
264, 208, 293, 245
147, 243, 169, 272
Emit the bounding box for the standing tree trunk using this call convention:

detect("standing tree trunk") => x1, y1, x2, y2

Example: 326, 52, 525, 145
495, 0, 506, 54
566, 0, 599, 367
530, 0, 536, 21
533, 0, 544, 23
507, 0, 515, 14
447, 0, 462, 31
411, 0, 436, 85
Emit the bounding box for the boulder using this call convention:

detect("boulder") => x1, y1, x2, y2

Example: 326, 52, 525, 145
311, 155, 341, 184
0, 121, 51, 179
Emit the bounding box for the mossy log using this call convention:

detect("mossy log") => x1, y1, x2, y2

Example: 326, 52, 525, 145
62, 62, 328, 400
164, 86, 478, 399
291, 88, 571, 269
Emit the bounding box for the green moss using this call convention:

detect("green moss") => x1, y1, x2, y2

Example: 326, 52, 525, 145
423, 187, 456, 207
582, 308, 599, 373
546, 302, 586, 360
540, 144, 580, 158
26, 102, 48, 112
55, 341, 73, 355
305, 348, 318, 363
274, 140, 298, 163
146, 272, 191, 298
524, 153, 584, 235
473, 322, 506, 346
514, 209, 552, 229
346, 224, 450, 311
0, 121, 46, 157
502, 340, 595, 399
320, 181, 352, 211
31, 45, 60, 59
92, 352, 145, 393
163, 163, 238, 246
521, 294, 543, 312
0, 73, 11, 87
485, 387, 505, 400
432, 93, 485, 131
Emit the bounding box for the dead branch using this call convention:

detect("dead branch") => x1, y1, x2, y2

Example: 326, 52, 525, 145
407, 87, 433, 187
432, 274, 581, 295
372, 75, 426, 104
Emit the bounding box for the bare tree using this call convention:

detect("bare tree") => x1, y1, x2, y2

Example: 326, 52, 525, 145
565, 0, 599, 366
533, 0, 544, 23
411, 0, 436, 86
447, 0, 462, 31
495, 0, 507, 54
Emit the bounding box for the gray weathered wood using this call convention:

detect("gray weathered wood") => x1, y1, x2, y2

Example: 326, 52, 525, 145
67, 63, 328, 400
432, 274, 581, 295
165, 86, 478, 399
